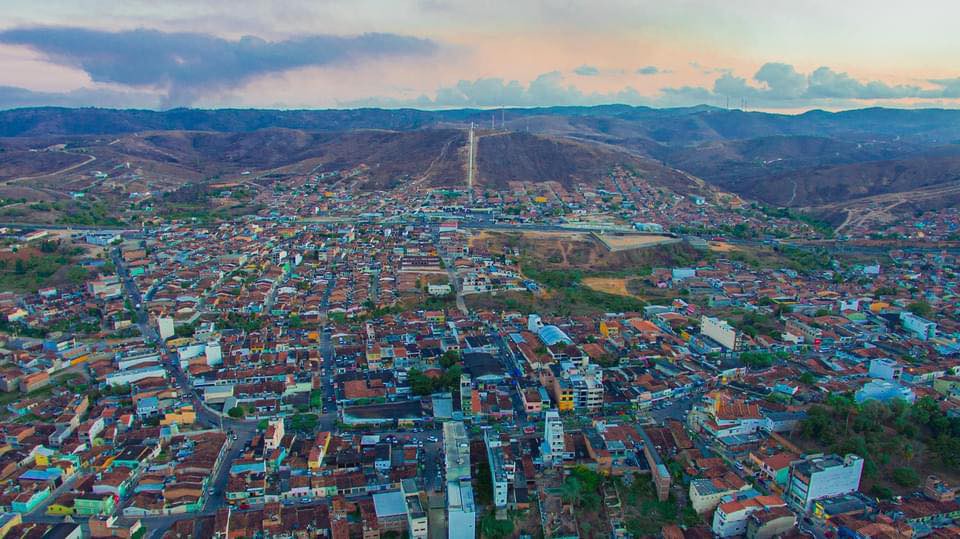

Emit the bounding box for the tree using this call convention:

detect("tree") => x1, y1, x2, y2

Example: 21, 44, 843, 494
799, 372, 817, 385
740, 352, 775, 369
479, 513, 514, 539
289, 413, 319, 433
439, 350, 460, 368
227, 406, 245, 418
907, 300, 932, 318
891, 467, 920, 487
288, 314, 303, 329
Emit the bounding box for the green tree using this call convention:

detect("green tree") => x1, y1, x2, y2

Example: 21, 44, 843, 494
439, 350, 461, 368
907, 301, 932, 318
227, 406, 245, 418
891, 467, 920, 487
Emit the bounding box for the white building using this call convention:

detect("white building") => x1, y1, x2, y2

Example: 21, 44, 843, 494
712, 496, 787, 537
105, 365, 167, 387
483, 430, 510, 509
785, 454, 863, 512
855, 379, 915, 404
157, 317, 175, 341
701, 316, 742, 351
205, 341, 223, 366
868, 358, 902, 382
543, 410, 564, 463
444, 422, 476, 539
900, 312, 937, 341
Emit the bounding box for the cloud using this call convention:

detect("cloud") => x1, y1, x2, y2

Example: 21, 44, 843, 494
574, 65, 600, 76
0, 26, 438, 107
0, 85, 161, 109
343, 71, 653, 108
636, 66, 662, 75
665, 62, 960, 108
929, 78, 960, 99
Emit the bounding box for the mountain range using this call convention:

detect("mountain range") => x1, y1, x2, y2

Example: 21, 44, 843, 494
2, 105, 960, 226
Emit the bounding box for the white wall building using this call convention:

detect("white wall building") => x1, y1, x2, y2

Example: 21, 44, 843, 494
543, 410, 564, 463
868, 358, 902, 382
701, 316, 741, 351
157, 317, 175, 341
785, 454, 863, 512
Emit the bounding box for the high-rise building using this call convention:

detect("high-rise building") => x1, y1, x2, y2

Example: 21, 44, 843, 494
444, 422, 476, 539
785, 454, 863, 512
543, 410, 564, 463
483, 429, 510, 509
700, 316, 742, 351
459, 374, 473, 417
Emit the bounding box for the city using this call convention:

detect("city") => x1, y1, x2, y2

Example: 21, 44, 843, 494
0, 2, 959, 539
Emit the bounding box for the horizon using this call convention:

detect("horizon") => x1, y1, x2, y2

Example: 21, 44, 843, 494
3, 102, 959, 117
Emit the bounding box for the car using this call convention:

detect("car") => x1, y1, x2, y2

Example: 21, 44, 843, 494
300, 497, 312, 504
426, 436, 438, 443
232, 434, 238, 441
239, 503, 251, 510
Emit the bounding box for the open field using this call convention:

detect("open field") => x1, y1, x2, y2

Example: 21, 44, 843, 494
593, 232, 679, 251
581, 277, 641, 299
707, 240, 741, 252
470, 230, 703, 273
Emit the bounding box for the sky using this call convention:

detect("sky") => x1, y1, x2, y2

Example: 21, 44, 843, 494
1, 0, 959, 111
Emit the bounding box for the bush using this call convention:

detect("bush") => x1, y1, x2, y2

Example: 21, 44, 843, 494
891, 467, 920, 487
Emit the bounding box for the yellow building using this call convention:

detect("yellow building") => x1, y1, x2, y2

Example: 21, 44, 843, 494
160, 406, 197, 426
46, 500, 75, 516
0, 512, 22, 535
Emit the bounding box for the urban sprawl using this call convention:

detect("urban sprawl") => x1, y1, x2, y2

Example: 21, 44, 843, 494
0, 166, 958, 539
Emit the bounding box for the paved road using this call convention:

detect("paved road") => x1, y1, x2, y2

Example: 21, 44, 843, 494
111, 248, 262, 537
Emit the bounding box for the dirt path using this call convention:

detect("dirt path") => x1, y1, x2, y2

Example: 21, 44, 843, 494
8, 152, 97, 185
412, 133, 461, 188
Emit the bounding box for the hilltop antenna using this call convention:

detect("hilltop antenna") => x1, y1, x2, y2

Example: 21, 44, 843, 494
501, 107, 505, 130
491, 114, 495, 129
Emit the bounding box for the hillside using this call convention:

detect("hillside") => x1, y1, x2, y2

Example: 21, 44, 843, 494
4, 105, 960, 227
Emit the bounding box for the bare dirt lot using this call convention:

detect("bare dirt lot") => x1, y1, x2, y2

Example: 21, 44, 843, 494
469, 230, 702, 273
582, 277, 640, 298
594, 233, 678, 251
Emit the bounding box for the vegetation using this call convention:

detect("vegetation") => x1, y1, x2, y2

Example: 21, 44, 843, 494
560, 466, 602, 511
739, 351, 783, 369
288, 413, 319, 433
616, 473, 700, 536
756, 205, 835, 237
799, 395, 960, 490
407, 366, 463, 396
908, 300, 933, 318
218, 313, 264, 332
0, 244, 89, 293
479, 512, 514, 539
777, 245, 833, 272
227, 406, 245, 418
736, 311, 782, 338
57, 201, 126, 226
522, 265, 645, 314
